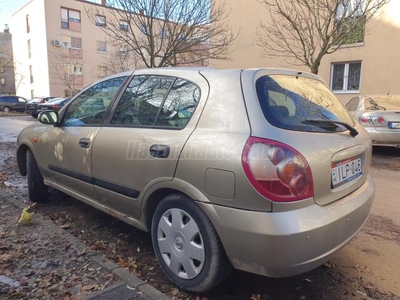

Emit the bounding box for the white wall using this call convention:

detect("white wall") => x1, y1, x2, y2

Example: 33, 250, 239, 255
11, 0, 51, 98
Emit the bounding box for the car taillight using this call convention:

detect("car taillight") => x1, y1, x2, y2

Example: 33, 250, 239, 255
359, 115, 386, 125
52, 105, 59, 110
359, 116, 371, 124
242, 137, 314, 202
40, 99, 45, 103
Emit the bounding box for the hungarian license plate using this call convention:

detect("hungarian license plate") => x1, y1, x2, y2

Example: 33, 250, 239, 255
389, 122, 400, 129
331, 157, 362, 188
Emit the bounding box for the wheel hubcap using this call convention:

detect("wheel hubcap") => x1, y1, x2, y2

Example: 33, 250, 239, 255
175, 236, 184, 250
157, 208, 205, 279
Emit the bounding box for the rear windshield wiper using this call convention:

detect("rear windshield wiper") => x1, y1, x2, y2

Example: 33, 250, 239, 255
303, 119, 359, 137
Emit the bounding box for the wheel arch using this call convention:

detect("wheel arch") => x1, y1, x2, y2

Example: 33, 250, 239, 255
17, 144, 32, 176
142, 179, 211, 231
143, 188, 191, 232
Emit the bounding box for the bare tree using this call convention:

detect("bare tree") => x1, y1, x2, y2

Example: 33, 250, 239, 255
14, 61, 26, 91
257, 0, 389, 74
86, 0, 236, 68
102, 46, 142, 74
48, 46, 83, 96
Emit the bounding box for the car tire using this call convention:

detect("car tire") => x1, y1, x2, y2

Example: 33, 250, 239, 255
26, 150, 48, 202
151, 194, 231, 292
31, 113, 38, 118
2, 106, 10, 113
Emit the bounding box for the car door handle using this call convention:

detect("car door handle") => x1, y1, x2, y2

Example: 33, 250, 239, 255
149, 144, 170, 158
79, 138, 91, 148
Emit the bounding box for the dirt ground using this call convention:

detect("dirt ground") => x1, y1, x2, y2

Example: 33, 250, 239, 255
1, 139, 400, 300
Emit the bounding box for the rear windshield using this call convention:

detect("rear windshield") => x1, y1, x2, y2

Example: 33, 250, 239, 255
256, 75, 354, 133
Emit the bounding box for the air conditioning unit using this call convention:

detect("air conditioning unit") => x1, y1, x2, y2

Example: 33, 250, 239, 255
52, 40, 61, 47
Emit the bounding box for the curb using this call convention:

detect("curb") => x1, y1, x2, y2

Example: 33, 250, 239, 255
0, 189, 170, 300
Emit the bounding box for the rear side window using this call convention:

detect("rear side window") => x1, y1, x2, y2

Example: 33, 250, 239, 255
345, 97, 360, 111
256, 75, 354, 133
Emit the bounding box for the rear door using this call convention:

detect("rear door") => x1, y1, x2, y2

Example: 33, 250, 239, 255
16, 97, 27, 111
91, 72, 208, 219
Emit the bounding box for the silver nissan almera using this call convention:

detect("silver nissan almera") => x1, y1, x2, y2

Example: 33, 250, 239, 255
17, 68, 374, 292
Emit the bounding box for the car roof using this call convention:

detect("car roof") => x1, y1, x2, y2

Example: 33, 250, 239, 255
99, 67, 321, 81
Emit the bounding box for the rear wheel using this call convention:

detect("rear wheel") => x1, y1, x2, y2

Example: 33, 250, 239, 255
26, 150, 48, 202
151, 194, 231, 292
2, 106, 10, 113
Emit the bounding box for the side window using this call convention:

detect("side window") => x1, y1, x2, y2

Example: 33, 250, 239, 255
345, 97, 359, 111
63, 76, 126, 126
18, 97, 26, 103
156, 78, 200, 128
111, 75, 174, 126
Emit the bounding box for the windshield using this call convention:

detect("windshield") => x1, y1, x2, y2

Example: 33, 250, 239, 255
256, 75, 354, 133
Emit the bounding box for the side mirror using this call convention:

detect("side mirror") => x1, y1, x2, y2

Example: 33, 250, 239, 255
38, 111, 60, 125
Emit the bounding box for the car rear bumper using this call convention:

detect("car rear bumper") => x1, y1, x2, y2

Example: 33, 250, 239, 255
199, 175, 374, 277
366, 128, 400, 147
25, 106, 38, 114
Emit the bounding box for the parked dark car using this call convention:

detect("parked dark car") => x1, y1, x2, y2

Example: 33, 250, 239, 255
37, 98, 71, 113
0, 95, 28, 113
25, 97, 58, 118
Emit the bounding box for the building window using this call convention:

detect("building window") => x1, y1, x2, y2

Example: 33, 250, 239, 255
159, 28, 167, 39
61, 8, 81, 29
120, 44, 128, 53
65, 64, 83, 75
61, 35, 82, 49
335, 0, 366, 44
29, 65, 33, 84
27, 40, 31, 59
1, 78, 5, 85
95, 15, 106, 27
26, 15, 30, 33
98, 66, 108, 78
331, 62, 361, 92
96, 41, 107, 53
119, 44, 129, 57
71, 37, 82, 49
120, 20, 128, 31
74, 65, 83, 75
139, 25, 148, 34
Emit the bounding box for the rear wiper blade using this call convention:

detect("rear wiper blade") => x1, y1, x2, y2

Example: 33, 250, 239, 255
304, 119, 359, 137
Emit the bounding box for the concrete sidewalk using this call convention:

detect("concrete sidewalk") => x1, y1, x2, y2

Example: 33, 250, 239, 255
0, 189, 170, 300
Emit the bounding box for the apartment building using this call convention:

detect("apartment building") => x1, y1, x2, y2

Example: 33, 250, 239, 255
0, 28, 16, 95
11, 0, 142, 98
211, 0, 400, 105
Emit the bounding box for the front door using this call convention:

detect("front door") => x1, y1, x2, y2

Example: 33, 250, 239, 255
39, 75, 128, 200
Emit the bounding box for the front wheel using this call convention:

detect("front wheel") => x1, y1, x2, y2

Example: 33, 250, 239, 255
151, 194, 231, 292
26, 150, 48, 202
